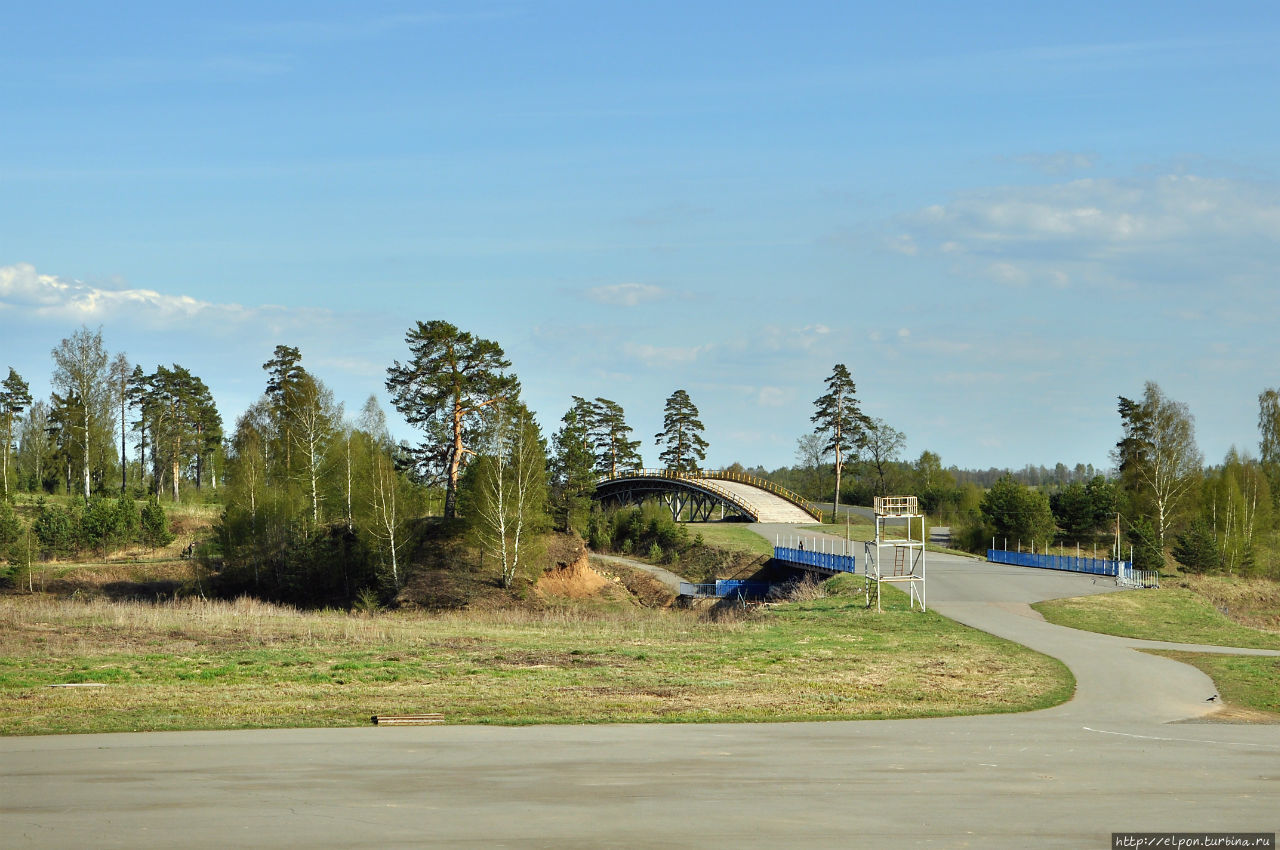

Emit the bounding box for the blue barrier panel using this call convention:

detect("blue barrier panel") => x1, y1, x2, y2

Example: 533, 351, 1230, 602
987, 549, 1124, 577
715, 580, 772, 598
773, 546, 857, 574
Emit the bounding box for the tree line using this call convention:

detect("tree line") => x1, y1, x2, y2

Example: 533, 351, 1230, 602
1, 327, 222, 503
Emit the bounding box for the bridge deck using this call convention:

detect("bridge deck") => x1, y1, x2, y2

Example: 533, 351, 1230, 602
697, 479, 816, 523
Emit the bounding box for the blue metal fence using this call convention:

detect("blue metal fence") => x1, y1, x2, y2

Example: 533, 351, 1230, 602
678, 581, 774, 598
987, 549, 1125, 577
774, 546, 857, 574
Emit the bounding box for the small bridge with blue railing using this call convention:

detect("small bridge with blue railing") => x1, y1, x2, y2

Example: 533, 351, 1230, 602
987, 549, 1158, 588
594, 469, 822, 523
773, 545, 858, 575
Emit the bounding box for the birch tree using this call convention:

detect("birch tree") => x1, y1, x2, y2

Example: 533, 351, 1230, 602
863, 417, 906, 498
108, 354, 131, 492
385, 320, 518, 519
51, 326, 110, 500
291, 373, 341, 525
467, 401, 547, 588
1114, 381, 1203, 550
358, 397, 411, 587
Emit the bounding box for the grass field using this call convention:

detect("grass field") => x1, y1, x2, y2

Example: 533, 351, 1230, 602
0, 580, 1073, 736
1147, 651, 1280, 721
682, 523, 774, 557
1032, 584, 1280, 650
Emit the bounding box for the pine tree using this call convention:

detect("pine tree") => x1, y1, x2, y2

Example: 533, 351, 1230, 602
655, 390, 708, 473
811, 364, 869, 515
1, 368, 33, 499
550, 397, 598, 532
1172, 517, 1220, 574
385, 320, 518, 519
590, 397, 642, 475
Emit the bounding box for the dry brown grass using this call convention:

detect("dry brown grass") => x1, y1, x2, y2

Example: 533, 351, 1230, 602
0, 588, 1074, 735
1182, 574, 1280, 632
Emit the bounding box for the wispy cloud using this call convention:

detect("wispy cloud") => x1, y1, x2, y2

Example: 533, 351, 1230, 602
585, 283, 669, 307
899, 174, 1280, 292
1004, 151, 1097, 175
623, 342, 711, 367
0, 262, 336, 333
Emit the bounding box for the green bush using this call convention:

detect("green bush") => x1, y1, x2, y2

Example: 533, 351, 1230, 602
0, 500, 22, 563
33, 498, 76, 558
1172, 518, 1220, 573
139, 496, 175, 549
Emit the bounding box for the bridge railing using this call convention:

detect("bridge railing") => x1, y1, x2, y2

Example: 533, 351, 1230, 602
678, 580, 774, 598
597, 468, 822, 521
699, 469, 824, 521
596, 469, 760, 521
987, 549, 1124, 577
774, 546, 857, 574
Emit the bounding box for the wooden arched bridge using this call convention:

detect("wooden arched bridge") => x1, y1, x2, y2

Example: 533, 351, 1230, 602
593, 469, 822, 523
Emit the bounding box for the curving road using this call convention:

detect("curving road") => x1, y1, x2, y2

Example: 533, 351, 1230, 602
2, 536, 1278, 848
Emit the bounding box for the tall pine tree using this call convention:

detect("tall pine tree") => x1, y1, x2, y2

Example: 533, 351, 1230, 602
811, 364, 869, 516
385, 320, 518, 519
655, 389, 708, 473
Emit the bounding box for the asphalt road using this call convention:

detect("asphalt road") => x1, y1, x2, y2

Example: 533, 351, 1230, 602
3, 545, 1278, 849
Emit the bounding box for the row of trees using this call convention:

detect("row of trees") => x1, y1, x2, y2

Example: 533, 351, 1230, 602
2, 327, 223, 503
966, 382, 1279, 577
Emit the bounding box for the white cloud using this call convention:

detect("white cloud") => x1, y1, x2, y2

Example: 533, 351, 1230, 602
0, 262, 335, 332
899, 174, 1280, 291
585, 283, 669, 307
756, 386, 787, 407
1006, 151, 1097, 175
622, 342, 711, 367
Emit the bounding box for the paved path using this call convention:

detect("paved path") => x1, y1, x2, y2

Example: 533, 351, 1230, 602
590, 553, 685, 592
2, 534, 1278, 848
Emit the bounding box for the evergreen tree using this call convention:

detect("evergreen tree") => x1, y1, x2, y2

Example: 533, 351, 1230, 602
1172, 517, 1220, 574
590, 397, 643, 475
139, 495, 175, 549
655, 389, 708, 472
811, 364, 869, 516
1, 368, 33, 499
385, 320, 518, 519
262, 345, 305, 482
550, 397, 598, 533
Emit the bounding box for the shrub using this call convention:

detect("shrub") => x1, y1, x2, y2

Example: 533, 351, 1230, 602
139, 497, 175, 549
33, 498, 76, 557
1172, 518, 1220, 573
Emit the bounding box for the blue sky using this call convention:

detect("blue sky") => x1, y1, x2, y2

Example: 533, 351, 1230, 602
3, 1, 1279, 473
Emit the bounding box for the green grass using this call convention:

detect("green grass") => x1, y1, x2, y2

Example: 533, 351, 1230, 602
1146, 651, 1280, 719
683, 522, 774, 557
1033, 588, 1280, 650
0, 583, 1073, 736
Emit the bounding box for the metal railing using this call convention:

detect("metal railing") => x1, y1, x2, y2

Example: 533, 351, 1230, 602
988, 549, 1125, 577
597, 468, 823, 521
678, 580, 773, 598
774, 546, 857, 574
